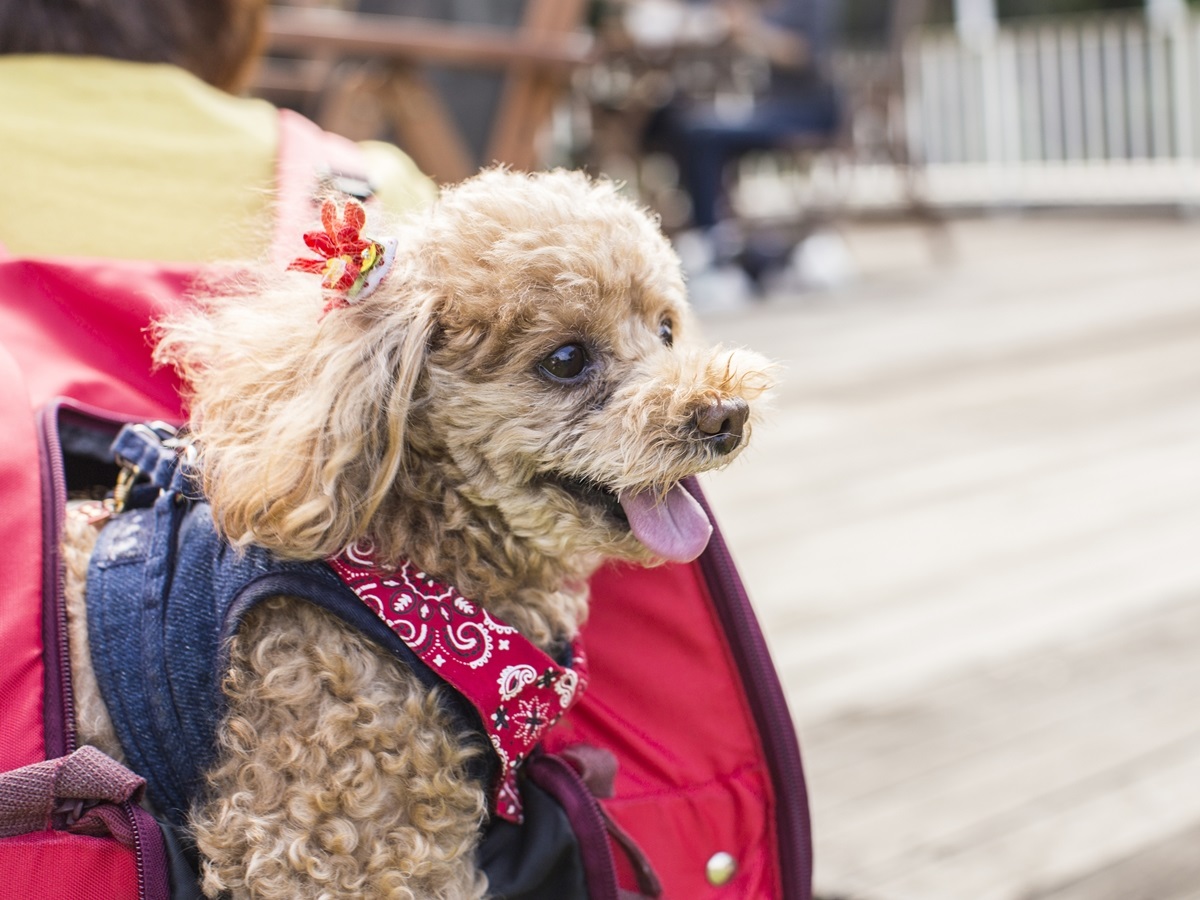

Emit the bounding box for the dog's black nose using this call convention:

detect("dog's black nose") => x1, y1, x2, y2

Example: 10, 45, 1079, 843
695, 398, 749, 455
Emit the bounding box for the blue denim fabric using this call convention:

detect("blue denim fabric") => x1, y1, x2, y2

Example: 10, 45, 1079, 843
85, 434, 466, 826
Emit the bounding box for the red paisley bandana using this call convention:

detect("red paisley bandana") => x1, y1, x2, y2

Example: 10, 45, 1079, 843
328, 543, 588, 823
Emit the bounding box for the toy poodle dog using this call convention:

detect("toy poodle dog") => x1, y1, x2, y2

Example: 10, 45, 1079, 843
62, 167, 772, 899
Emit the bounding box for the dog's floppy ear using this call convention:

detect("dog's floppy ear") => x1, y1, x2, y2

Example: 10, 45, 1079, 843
155, 277, 440, 561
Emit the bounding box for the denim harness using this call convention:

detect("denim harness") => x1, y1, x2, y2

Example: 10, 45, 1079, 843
84, 426, 471, 824
84, 425, 590, 898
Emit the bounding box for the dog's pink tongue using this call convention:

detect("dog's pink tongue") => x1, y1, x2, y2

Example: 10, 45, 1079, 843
618, 483, 713, 563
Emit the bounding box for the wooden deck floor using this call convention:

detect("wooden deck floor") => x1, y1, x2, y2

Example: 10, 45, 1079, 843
694, 216, 1200, 900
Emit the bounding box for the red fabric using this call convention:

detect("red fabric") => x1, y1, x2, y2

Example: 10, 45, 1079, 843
330, 545, 589, 823
0, 256, 191, 420
0, 255, 194, 775
0, 832, 140, 899
544, 561, 782, 900
0, 344, 46, 772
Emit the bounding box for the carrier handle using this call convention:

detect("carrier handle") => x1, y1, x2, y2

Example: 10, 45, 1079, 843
0, 745, 169, 899
0, 744, 145, 837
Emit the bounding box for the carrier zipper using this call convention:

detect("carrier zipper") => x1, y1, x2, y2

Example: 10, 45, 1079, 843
37, 401, 76, 758
689, 479, 813, 900
124, 797, 172, 900
128, 800, 150, 898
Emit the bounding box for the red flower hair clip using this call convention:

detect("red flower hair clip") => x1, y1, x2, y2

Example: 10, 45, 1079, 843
288, 198, 397, 313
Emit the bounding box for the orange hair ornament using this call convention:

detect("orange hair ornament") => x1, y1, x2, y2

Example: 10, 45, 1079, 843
288, 198, 397, 313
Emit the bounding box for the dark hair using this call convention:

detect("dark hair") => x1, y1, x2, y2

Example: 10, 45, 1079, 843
0, 0, 268, 92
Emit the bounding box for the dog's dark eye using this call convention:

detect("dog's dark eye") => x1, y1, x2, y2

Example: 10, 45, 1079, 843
539, 343, 590, 382
658, 318, 674, 347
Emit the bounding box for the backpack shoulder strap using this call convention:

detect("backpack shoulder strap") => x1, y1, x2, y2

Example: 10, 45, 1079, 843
271, 108, 374, 267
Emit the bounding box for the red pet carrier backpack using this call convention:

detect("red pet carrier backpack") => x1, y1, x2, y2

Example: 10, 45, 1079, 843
0, 112, 812, 900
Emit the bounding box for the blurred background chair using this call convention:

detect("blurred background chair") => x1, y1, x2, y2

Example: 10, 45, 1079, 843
256, 0, 594, 183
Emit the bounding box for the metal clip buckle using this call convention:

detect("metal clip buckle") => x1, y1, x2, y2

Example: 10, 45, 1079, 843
107, 421, 180, 514
108, 464, 139, 515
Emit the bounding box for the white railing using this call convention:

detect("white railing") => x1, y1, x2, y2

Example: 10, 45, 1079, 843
899, 10, 1200, 207
912, 12, 1186, 164
737, 10, 1200, 214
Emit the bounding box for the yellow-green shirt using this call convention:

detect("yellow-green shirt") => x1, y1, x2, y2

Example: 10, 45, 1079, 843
0, 55, 435, 261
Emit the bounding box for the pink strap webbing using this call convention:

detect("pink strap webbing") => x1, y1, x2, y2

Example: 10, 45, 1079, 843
0, 746, 144, 839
